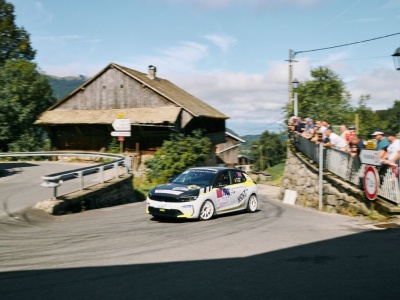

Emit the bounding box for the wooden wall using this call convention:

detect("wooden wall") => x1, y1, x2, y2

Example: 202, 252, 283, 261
54, 68, 176, 111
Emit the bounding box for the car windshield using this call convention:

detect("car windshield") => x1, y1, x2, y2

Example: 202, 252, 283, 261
171, 170, 216, 186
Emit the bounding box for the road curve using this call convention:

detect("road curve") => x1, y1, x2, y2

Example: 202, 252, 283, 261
1, 184, 399, 300
0, 161, 103, 219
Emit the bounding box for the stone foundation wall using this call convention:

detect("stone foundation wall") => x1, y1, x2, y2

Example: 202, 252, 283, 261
279, 147, 395, 219
35, 174, 137, 215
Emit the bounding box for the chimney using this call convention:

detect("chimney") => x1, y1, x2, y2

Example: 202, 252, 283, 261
147, 65, 156, 80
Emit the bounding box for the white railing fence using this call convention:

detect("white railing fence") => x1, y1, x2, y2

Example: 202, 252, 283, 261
291, 134, 400, 205
0, 151, 132, 199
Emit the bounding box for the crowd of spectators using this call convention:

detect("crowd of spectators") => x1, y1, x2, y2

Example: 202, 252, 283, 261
288, 116, 400, 167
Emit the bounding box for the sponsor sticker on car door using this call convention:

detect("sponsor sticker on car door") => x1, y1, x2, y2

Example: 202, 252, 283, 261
216, 187, 231, 208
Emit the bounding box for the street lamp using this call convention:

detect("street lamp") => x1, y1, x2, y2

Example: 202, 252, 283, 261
292, 78, 299, 117
392, 47, 400, 71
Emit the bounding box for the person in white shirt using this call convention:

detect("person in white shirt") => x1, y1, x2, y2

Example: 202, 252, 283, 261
323, 129, 348, 151
383, 132, 400, 166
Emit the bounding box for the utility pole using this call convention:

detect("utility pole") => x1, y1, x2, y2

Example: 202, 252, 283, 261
288, 49, 293, 106
286, 49, 298, 107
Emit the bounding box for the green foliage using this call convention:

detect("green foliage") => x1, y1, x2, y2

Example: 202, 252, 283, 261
145, 130, 212, 183
383, 100, 400, 133
133, 176, 156, 201
0, 59, 55, 151
0, 0, 36, 65
107, 138, 121, 154
354, 94, 380, 139
253, 131, 286, 171
288, 66, 353, 125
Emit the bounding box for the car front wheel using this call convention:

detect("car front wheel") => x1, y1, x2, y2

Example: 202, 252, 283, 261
199, 200, 215, 221
246, 194, 258, 213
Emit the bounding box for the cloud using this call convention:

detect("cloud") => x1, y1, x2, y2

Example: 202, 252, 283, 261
382, 0, 400, 9
344, 18, 380, 24
348, 67, 400, 108
203, 34, 237, 52
166, 61, 290, 134
123, 41, 209, 74
33, 34, 102, 51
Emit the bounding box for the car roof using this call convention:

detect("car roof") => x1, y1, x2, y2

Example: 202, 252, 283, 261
188, 167, 245, 172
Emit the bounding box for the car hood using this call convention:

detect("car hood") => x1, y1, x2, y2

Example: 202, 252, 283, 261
150, 183, 202, 197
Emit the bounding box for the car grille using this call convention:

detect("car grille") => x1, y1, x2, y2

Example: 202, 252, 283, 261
150, 195, 187, 203
148, 207, 183, 217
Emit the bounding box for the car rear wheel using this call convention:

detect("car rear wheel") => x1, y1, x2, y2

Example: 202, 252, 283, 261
246, 194, 258, 213
199, 200, 215, 221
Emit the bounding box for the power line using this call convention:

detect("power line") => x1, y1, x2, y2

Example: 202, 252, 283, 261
303, 55, 390, 64
293, 32, 400, 57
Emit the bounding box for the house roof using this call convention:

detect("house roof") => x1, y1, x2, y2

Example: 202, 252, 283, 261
38, 63, 229, 125
225, 131, 245, 143
34, 107, 181, 125
115, 64, 228, 119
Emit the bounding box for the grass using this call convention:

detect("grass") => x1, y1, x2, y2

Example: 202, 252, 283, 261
133, 176, 157, 201
265, 162, 285, 186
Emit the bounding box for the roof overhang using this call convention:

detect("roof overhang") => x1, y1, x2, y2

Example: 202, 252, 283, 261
34, 107, 182, 125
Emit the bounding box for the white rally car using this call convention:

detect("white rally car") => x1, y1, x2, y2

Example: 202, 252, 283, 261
146, 167, 258, 221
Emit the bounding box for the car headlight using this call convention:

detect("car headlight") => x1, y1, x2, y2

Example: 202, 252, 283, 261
179, 195, 198, 201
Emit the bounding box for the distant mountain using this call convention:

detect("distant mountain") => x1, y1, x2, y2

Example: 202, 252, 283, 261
47, 75, 87, 100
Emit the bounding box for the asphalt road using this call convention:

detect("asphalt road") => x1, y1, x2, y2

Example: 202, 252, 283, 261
0, 161, 111, 219
0, 182, 399, 300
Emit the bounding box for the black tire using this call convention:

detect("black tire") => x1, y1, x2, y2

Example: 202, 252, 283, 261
246, 194, 258, 213
199, 200, 215, 221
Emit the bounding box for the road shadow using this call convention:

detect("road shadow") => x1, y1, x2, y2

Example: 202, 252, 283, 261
0, 162, 39, 178
1, 227, 399, 300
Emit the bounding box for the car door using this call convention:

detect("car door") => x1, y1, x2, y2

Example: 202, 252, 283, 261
214, 171, 235, 212
226, 170, 248, 209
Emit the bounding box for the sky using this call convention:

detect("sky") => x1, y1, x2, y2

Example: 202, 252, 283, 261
7, 0, 400, 136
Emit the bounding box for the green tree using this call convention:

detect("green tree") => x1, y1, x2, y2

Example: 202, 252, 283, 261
0, 59, 55, 151
253, 131, 286, 171
145, 130, 212, 183
0, 0, 36, 65
291, 66, 353, 125
354, 94, 380, 139
384, 100, 400, 134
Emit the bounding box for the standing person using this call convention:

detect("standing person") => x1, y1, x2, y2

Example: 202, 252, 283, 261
383, 132, 400, 166
339, 125, 351, 144
322, 120, 333, 131
371, 130, 389, 159
322, 129, 348, 151
302, 118, 315, 139
318, 120, 328, 141
349, 135, 365, 157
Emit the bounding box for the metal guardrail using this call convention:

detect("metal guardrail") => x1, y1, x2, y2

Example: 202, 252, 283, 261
0, 151, 132, 199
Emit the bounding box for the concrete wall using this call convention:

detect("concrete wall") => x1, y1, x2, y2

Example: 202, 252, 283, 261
279, 146, 399, 219
35, 174, 137, 215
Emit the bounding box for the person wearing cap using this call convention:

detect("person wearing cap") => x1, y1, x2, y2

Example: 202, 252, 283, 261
382, 132, 400, 166
372, 130, 389, 159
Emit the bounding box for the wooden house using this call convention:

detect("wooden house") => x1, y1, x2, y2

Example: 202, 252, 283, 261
35, 63, 229, 166
215, 132, 245, 167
